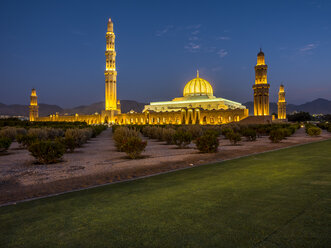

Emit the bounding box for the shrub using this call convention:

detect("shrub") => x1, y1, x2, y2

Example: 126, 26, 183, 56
0, 137, 12, 152
28, 128, 48, 140
155, 127, 164, 141
288, 126, 297, 135
162, 128, 176, 145
16, 127, 27, 135
242, 128, 257, 141
92, 125, 107, 137
221, 127, 234, 139
228, 132, 241, 145
256, 125, 268, 137
204, 129, 220, 137
121, 136, 147, 159
113, 127, 139, 152
81, 128, 93, 140
44, 128, 64, 139
269, 129, 285, 143
173, 130, 192, 148
281, 128, 293, 138
0, 127, 18, 141
142, 126, 160, 139
28, 140, 65, 164
65, 128, 92, 148
61, 136, 76, 152
186, 125, 203, 140
141, 126, 152, 137
307, 127, 321, 136
16, 133, 39, 148
195, 133, 219, 153
304, 123, 315, 133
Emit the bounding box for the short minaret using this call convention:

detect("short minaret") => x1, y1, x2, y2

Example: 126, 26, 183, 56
277, 84, 286, 119
252, 49, 270, 116
104, 17, 118, 111
29, 88, 39, 121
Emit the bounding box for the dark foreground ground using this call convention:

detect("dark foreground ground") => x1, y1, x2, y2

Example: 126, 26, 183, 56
0, 140, 330, 247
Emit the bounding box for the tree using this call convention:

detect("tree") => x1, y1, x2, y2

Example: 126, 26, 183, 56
287, 112, 312, 122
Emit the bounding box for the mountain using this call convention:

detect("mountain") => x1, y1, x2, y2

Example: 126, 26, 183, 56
120, 100, 146, 113
243, 98, 331, 115
1, 98, 330, 117
62, 102, 104, 115
0, 103, 62, 116
292, 98, 331, 114
0, 100, 147, 117
61, 100, 146, 115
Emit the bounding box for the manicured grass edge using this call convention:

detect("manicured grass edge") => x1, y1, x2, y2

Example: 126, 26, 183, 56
1, 138, 330, 208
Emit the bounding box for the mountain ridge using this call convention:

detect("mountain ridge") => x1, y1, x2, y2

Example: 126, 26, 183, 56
1, 98, 330, 117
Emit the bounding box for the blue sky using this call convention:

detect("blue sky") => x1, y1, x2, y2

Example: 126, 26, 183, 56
0, 0, 330, 107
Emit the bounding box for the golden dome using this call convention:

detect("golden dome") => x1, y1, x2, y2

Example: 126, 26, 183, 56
183, 71, 213, 97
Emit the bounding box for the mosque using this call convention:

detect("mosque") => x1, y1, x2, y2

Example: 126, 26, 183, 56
29, 18, 286, 125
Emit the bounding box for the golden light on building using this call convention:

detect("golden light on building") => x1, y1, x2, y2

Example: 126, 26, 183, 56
278, 84, 287, 119
29, 88, 39, 121
141, 71, 248, 124
104, 18, 119, 111
252, 49, 270, 116
29, 19, 289, 126
183, 70, 213, 97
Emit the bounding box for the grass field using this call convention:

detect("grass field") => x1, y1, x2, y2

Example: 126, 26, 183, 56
1, 140, 330, 248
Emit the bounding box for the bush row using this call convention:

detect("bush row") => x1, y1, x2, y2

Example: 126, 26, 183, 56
113, 127, 147, 159
0, 118, 91, 129
317, 122, 331, 133
141, 125, 221, 152
220, 123, 299, 144
0, 125, 107, 163
305, 123, 322, 136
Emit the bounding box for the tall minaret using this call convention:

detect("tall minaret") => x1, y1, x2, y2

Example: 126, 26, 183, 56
278, 84, 286, 119
29, 88, 39, 121
252, 49, 270, 116
105, 18, 117, 111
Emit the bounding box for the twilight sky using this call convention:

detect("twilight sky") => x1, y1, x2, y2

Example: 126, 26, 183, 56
1, 0, 330, 108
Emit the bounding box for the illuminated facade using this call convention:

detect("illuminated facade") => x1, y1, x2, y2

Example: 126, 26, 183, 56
28, 19, 293, 125
136, 70, 248, 124
101, 18, 121, 122
277, 84, 286, 119
29, 88, 39, 122
252, 49, 270, 116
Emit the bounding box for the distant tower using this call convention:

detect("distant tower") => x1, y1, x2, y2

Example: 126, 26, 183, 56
252, 49, 270, 116
278, 84, 286, 119
105, 18, 118, 111
29, 88, 39, 121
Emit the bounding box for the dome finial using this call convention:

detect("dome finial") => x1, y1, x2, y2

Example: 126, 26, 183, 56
197, 70, 199, 78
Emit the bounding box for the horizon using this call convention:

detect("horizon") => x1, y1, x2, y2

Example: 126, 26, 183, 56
1, 97, 331, 110
1, 0, 331, 108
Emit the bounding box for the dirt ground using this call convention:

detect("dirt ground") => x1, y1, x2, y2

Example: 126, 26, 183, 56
1, 128, 330, 204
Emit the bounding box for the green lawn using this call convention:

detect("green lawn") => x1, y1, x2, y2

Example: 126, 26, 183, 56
1, 140, 331, 248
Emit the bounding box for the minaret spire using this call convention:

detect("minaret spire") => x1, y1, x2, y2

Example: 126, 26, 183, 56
107, 18, 113, 33
278, 84, 286, 120
197, 70, 199, 78
104, 17, 118, 111
29, 88, 39, 121
252, 49, 270, 116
